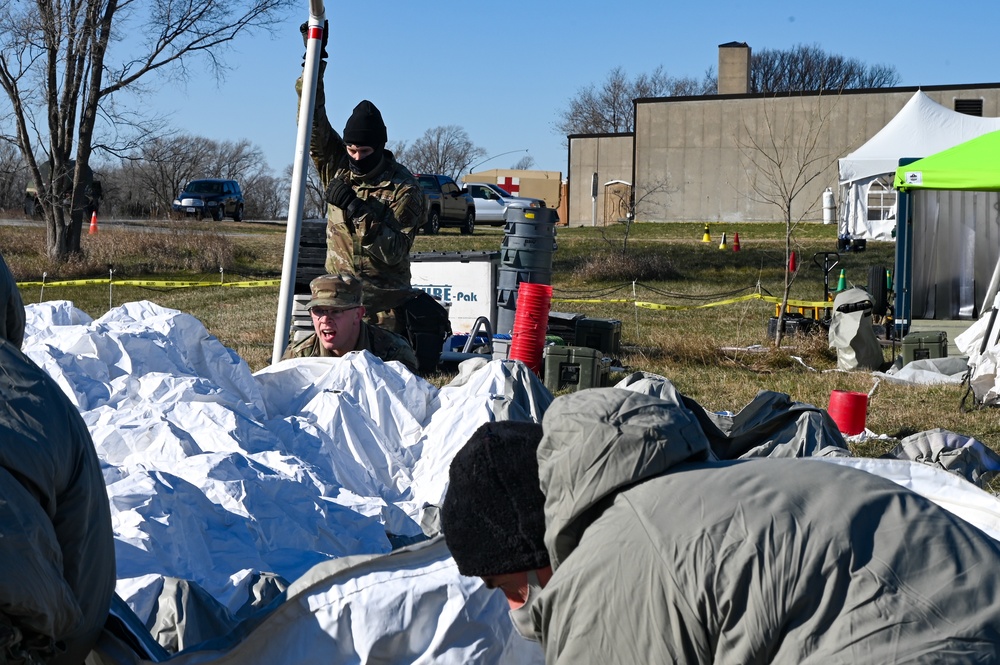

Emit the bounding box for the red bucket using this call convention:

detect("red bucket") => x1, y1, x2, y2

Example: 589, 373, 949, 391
828, 390, 868, 435
509, 283, 552, 373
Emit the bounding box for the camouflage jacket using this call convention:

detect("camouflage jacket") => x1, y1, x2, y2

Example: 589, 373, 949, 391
282, 320, 419, 374
300, 70, 425, 313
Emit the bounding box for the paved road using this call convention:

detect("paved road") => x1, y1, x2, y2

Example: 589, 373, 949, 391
2, 217, 290, 232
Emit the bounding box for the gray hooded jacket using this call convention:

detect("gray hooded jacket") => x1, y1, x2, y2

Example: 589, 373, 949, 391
533, 388, 1000, 664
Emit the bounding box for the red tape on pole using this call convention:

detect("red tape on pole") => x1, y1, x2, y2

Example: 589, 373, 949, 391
308, 26, 323, 40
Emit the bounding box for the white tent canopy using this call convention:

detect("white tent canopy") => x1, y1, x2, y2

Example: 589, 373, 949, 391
838, 91, 1000, 241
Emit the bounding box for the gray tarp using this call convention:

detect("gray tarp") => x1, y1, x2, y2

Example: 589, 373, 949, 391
532, 387, 1000, 663
614, 371, 849, 459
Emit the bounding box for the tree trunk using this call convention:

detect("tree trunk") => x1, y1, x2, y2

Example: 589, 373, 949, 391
67, 208, 84, 253
46, 213, 69, 261
773, 209, 794, 348
44, 201, 84, 260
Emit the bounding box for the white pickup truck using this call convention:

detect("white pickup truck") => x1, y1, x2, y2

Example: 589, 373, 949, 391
461, 182, 550, 226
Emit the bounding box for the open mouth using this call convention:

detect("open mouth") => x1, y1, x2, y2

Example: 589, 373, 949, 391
319, 327, 336, 343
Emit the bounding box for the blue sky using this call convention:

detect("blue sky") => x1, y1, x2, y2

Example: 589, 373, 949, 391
134, 0, 1000, 178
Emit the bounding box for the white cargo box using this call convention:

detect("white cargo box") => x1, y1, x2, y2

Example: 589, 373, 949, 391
410, 251, 499, 333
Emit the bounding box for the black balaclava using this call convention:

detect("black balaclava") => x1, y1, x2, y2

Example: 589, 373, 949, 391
343, 100, 387, 176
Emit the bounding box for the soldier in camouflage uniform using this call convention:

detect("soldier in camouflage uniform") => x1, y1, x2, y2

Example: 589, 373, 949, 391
283, 273, 419, 374
296, 36, 424, 316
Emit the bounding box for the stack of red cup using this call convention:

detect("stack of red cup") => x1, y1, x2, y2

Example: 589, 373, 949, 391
508, 282, 553, 374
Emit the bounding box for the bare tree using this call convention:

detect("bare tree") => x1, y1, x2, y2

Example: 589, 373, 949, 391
556, 66, 716, 135
242, 171, 287, 220
737, 94, 838, 346
386, 139, 408, 160
124, 135, 212, 217
511, 154, 535, 170
286, 160, 325, 220
601, 179, 672, 257
750, 44, 899, 93
202, 139, 267, 182
109, 135, 272, 218
0, 0, 293, 260
399, 125, 485, 181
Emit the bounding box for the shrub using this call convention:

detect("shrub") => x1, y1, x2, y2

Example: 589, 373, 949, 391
573, 251, 681, 282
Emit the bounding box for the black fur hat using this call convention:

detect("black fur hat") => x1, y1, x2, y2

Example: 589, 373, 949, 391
441, 421, 550, 577
342, 100, 387, 148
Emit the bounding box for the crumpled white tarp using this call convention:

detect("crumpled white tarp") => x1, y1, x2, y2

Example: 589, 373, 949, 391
22, 300, 547, 664
873, 355, 970, 385
956, 297, 1000, 404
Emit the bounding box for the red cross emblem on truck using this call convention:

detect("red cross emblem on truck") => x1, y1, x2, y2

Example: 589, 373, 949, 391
497, 176, 520, 195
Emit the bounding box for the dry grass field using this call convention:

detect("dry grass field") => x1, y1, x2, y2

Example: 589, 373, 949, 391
3, 218, 998, 459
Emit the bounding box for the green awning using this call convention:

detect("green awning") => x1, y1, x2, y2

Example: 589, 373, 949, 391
894, 129, 1000, 192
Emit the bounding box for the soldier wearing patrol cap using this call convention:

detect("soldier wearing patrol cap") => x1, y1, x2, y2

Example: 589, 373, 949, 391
283, 273, 419, 373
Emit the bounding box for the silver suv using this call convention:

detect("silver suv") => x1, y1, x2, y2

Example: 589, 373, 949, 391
462, 182, 549, 226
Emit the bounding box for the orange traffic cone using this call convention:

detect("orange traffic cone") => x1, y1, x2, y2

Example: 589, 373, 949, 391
89, 211, 98, 235
718, 231, 727, 250
732, 232, 741, 252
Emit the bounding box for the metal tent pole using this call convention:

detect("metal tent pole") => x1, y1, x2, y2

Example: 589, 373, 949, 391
272, 0, 326, 365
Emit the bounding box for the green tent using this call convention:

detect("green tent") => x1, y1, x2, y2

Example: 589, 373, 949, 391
891, 128, 1000, 328
895, 130, 1000, 191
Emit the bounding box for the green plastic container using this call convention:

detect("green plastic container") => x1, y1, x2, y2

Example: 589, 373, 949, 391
543, 346, 609, 393
574, 318, 622, 356
901, 331, 948, 364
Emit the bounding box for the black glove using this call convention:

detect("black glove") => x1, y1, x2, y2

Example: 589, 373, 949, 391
299, 20, 329, 60
325, 178, 361, 232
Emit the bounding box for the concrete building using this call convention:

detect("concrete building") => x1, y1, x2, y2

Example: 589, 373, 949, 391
566, 43, 1000, 227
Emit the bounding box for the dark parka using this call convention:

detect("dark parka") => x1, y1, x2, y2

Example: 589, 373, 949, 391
0, 252, 24, 346
532, 388, 1000, 664
0, 256, 116, 664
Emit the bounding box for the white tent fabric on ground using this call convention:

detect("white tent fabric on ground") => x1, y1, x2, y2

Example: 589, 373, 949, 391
838, 91, 1000, 240
956, 295, 1000, 406
22, 300, 548, 664
16, 299, 1000, 663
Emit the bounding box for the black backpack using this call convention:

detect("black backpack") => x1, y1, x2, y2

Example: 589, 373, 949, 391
395, 290, 452, 375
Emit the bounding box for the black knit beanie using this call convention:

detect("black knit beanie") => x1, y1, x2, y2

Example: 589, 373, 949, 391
441, 421, 550, 578
343, 100, 387, 148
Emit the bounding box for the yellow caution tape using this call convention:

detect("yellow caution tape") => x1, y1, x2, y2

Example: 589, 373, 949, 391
16, 278, 281, 288
16, 280, 829, 312
552, 293, 831, 312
